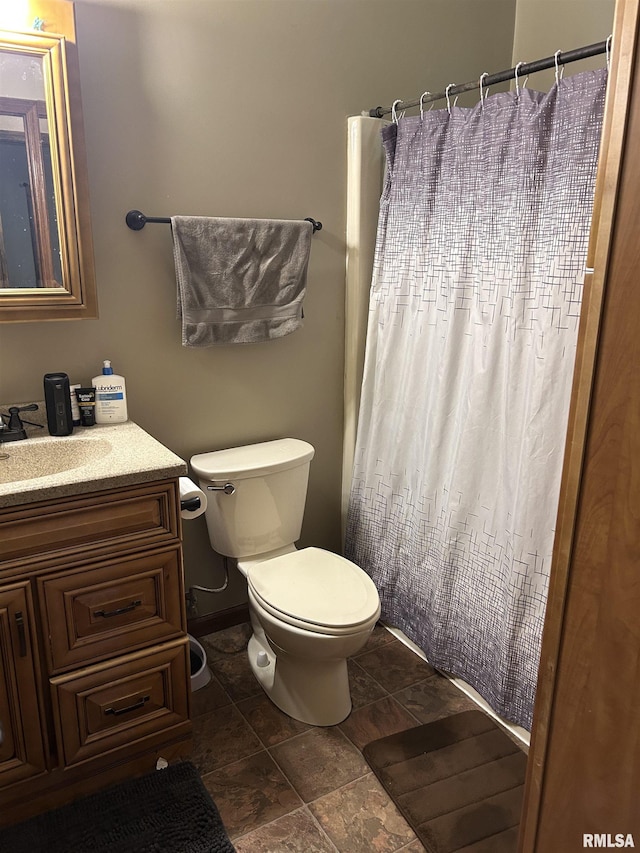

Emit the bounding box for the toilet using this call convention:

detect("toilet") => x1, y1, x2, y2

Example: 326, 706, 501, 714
190, 438, 381, 726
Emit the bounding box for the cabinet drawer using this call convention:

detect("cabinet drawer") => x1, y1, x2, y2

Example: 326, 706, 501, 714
51, 638, 189, 766
39, 546, 186, 673
0, 480, 179, 568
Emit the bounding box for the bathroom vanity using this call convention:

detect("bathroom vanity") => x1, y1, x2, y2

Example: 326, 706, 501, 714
0, 418, 191, 826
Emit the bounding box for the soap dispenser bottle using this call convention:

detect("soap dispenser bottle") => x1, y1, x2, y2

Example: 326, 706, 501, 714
93, 359, 128, 423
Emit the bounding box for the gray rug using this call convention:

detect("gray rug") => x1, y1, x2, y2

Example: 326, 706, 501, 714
0, 761, 235, 853
363, 710, 528, 852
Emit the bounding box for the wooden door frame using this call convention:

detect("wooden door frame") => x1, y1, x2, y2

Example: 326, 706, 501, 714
518, 0, 640, 848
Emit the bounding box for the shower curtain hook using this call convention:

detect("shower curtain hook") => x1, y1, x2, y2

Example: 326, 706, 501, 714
606, 34, 613, 69
445, 83, 455, 115
391, 99, 403, 124
479, 72, 489, 108
514, 61, 525, 99
554, 50, 564, 86
420, 91, 431, 119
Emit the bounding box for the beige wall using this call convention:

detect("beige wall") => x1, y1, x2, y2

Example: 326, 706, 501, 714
512, 0, 615, 90
0, 1, 615, 617
0, 0, 517, 614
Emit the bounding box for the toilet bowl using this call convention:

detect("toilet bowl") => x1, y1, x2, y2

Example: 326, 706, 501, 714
190, 439, 381, 726
241, 546, 380, 725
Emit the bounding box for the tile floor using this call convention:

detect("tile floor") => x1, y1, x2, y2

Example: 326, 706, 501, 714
190, 622, 526, 853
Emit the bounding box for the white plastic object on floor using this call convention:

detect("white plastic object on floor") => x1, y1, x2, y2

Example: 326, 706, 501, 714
189, 634, 212, 692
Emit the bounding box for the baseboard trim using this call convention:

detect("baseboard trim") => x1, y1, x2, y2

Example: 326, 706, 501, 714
187, 604, 250, 637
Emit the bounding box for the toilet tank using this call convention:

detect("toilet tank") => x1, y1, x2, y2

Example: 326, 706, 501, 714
190, 439, 315, 558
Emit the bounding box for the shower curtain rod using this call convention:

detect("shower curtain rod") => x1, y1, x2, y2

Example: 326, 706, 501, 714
125, 209, 323, 233
368, 39, 609, 118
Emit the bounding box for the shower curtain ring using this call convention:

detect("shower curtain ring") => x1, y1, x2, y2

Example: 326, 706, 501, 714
514, 61, 525, 99
391, 99, 403, 124
420, 91, 431, 119
479, 72, 489, 108
445, 83, 455, 115
554, 50, 564, 86
606, 34, 613, 69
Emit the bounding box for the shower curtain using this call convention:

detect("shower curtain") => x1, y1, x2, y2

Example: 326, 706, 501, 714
345, 69, 607, 730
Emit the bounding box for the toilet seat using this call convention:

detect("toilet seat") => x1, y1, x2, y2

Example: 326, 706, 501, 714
247, 547, 380, 636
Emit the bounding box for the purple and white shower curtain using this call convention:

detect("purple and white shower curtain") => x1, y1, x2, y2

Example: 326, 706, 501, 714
345, 69, 607, 729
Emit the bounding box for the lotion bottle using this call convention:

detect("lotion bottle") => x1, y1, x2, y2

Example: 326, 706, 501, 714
93, 359, 128, 423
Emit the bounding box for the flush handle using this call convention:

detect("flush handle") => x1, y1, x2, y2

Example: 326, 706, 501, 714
206, 483, 235, 495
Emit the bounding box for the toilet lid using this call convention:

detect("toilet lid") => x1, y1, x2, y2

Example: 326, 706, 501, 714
248, 547, 380, 630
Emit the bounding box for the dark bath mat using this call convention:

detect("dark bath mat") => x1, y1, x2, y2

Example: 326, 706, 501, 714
362, 709, 527, 853
0, 761, 235, 853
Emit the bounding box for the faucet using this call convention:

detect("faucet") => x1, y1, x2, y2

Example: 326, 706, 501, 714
0, 404, 43, 443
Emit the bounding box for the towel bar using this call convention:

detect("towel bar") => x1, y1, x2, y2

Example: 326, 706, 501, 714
125, 210, 323, 233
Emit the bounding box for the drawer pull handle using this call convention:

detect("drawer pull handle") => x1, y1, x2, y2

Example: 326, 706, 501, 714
94, 599, 142, 619
15, 611, 27, 657
104, 695, 150, 716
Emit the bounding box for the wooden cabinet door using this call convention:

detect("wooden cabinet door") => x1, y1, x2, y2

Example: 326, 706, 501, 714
0, 582, 46, 790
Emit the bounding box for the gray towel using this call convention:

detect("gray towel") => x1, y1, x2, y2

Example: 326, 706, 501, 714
171, 216, 314, 346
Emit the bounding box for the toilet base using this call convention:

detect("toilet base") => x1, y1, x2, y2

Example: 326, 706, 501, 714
247, 631, 352, 727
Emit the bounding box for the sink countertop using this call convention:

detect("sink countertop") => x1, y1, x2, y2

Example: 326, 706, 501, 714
0, 417, 187, 509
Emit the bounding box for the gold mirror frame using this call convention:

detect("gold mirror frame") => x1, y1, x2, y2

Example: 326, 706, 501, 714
0, 1, 96, 322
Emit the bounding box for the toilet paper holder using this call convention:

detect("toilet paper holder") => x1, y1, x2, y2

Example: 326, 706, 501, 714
180, 496, 202, 512
179, 476, 207, 520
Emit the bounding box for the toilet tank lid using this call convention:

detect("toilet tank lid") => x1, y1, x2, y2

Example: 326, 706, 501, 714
191, 438, 314, 481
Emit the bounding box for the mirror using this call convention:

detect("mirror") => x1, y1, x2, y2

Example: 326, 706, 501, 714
0, 1, 97, 322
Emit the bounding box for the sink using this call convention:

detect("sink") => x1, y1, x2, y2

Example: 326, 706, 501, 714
0, 437, 112, 485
